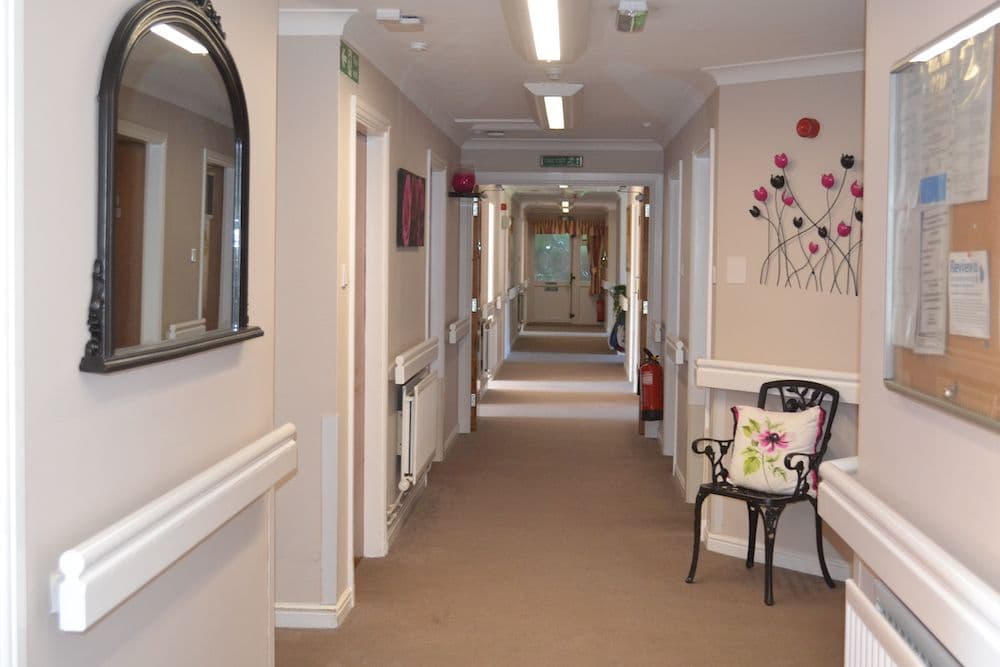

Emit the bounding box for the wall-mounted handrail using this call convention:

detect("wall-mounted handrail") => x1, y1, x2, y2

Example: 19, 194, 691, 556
663, 334, 685, 365
54, 423, 298, 632
394, 337, 439, 385
448, 317, 471, 344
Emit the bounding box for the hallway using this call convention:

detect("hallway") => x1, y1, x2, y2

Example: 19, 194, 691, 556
276, 330, 844, 666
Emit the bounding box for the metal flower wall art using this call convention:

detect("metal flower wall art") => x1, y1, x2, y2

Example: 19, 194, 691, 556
748, 153, 863, 295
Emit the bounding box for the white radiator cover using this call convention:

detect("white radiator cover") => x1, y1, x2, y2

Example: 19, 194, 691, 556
399, 374, 440, 491
845, 580, 924, 667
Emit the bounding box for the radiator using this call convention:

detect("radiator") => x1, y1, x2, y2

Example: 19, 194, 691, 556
399, 373, 439, 491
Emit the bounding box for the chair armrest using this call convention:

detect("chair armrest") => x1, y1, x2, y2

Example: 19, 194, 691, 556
691, 438, 733, 483
783, 452, 819, 498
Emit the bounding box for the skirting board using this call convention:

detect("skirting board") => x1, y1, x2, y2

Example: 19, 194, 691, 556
706, 532, 851, 582
439, 426, 459, 462
275, 587, 354, 629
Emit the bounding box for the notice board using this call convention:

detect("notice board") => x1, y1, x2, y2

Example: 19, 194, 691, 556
886, 24, 1000, 428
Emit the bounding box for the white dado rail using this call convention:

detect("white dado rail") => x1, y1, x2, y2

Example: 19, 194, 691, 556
695, 358, 860, 404
394, 337, 439, 384
819, 457, 1000, 665
54, 423, 298, 632
448, 317, 471, 344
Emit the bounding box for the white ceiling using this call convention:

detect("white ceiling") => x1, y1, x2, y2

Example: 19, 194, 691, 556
279, 0, 865, 146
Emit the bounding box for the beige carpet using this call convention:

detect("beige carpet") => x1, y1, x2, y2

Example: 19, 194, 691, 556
276, 331, 844, 666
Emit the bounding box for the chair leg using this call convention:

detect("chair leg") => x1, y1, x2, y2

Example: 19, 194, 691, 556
761, 505, 785, 606
685, 490, 709, 584
813, 503, 836, 589
746, 503, 758, 569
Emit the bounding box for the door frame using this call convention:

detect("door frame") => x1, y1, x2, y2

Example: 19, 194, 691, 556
425, 150, 448, 457
663, 165, 683, 462
347, 97, 392, 571
1, 0, 23, 661
457, 198, 474, 434
198, 149, 235, 328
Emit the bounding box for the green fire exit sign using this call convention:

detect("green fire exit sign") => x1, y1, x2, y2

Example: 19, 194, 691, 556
540, 155, 584, 168
340, 42, 359, 83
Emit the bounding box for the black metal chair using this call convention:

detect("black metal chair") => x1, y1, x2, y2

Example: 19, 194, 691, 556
684, 380, 840, 605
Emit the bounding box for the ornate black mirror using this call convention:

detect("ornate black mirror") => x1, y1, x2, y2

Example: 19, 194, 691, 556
81, 0, 261, 373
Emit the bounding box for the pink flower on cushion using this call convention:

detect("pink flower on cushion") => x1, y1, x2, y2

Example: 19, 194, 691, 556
754, 429, 790, 453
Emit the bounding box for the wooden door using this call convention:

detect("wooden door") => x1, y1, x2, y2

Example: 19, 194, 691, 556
353, 132, 367, 560
112, 137, 145, 349
470, 198, 482, 431
202, 164, 224, 331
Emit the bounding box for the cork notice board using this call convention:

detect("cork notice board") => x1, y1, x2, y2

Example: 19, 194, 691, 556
886, 24, 1000, 428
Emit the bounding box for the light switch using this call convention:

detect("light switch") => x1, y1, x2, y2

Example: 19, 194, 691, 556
726, 256, 747, 284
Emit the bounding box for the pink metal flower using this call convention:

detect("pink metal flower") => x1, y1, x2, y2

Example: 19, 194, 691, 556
837, 221, 852, 237
774, 153, 789, 169
808, 242, 820, 254
821, 173, 835, 189
755, 429, 790, 453
850, 180, 864, 198
781, 192, 795, 206
753, 187, 768, 202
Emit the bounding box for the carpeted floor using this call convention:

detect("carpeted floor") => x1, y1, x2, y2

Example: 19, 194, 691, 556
276, 329, 845, 666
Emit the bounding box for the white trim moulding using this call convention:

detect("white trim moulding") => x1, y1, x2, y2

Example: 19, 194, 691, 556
663, 334, 685, 366
462, 138, 664, 153
706, 531, 850, 582
819, 457, 1000, 665
278, 9, 358, 37
695, 358, 860, 404
53, 424, 298, 632
703, 49, 864, 86
448, 317, 471, 344
394, 337, 439, 385
275, 586, 354, 630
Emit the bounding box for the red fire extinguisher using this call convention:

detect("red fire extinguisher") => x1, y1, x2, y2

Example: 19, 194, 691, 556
639, 348, 663, 421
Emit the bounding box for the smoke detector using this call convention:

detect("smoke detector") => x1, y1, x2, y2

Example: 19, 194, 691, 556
616, 1, 648, 32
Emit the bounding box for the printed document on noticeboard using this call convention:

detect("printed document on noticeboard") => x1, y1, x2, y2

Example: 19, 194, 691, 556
915, 205, 950, 355
948, 250, 991, 339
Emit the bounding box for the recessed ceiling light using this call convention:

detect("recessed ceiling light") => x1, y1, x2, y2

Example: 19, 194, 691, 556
559, 184, 569, 189
410, 41, 429, 51
151, 24, 208, 55
527, 0, 561, 62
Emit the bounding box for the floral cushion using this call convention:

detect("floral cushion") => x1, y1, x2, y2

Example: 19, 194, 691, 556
725, 405, 826, 495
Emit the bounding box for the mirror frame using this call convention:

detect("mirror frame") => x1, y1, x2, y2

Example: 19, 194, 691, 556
80, 0, 262, 373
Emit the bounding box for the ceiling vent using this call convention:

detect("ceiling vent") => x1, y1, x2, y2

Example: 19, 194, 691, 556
616, 1, 648, 32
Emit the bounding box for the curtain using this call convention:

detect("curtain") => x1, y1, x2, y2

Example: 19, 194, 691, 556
527, 216, 606, 296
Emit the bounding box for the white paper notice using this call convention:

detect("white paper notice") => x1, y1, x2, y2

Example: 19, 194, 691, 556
948, 250, 991, 339
950, 30, 994, 204
891, 207, 922, 347
915, 205, 951, 354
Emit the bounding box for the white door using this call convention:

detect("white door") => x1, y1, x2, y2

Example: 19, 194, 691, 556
528, 232, 572, 323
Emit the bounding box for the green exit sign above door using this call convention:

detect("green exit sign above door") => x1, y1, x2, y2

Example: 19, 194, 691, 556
340, 42, 359, 83
540, 155, 584, 168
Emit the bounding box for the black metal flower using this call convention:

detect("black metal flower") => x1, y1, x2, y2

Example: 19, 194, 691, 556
770, 174, 786, 189
793, 216, 804, 229
818, 226, 829, 238
840, 154, 855, 169
855, 210, 863, 222
749, 206, 761, 218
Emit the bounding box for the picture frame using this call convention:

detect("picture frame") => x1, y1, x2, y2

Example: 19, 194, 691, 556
397, 168, 426, 247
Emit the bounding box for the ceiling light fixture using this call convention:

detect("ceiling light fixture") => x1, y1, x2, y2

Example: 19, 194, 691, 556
910, 6, 1000, 61
544, 96, 565, 130
559, 184, 569, 189
151, 23, 208, 55
527, 0, 561, 62
616, 1, 648, 33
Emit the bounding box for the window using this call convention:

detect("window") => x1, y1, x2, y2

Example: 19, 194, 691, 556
533, 233, 571, 282
579, 235, 591, 282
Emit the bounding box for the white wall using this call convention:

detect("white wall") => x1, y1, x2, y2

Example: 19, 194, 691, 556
863, 0, 1000, 588
21, 0, 279, 665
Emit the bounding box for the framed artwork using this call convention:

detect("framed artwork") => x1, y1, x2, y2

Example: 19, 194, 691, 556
396, 168, 426, 247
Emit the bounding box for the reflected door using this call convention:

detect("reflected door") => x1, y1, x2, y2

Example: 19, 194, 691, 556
112, 137, 146, 348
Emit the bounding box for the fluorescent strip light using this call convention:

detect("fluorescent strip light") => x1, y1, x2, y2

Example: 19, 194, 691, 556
543, 96, 565, 130
559, 184, 569, 189
911, 7, 1000, 61
527, 0, 561, 62
561, 200, 569, 207
151, 23, 208, 55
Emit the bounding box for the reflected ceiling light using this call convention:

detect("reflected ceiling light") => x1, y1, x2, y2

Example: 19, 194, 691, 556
561, 200, 570, 207
544, 96, 565, 130
151, 23, 208, 55
559, 184, 569, 189
527, 0, 561, 61
910, 7, 1000, 61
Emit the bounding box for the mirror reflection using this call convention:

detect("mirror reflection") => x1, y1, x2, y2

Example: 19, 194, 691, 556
113, 23, 236, 353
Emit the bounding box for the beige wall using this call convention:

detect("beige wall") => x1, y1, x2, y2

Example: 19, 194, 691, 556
22, 0, 278, 665
863, 0, 1000, 588
714, 73, 864, 371
119, 87, 235, 335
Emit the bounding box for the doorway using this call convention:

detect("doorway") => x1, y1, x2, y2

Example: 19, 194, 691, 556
527, 232, 599, 325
